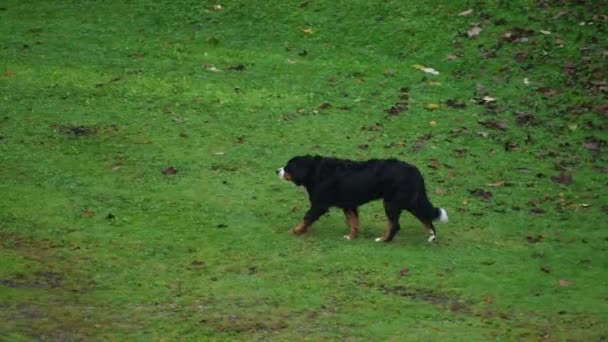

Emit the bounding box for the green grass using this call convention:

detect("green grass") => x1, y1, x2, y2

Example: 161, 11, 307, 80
1, 0, 607, 340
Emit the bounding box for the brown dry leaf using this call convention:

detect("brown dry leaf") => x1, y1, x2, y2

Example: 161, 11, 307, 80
162, 166, 178, 175
551, 174, 572, 185
436, 188, 446, 195
526, 235, 544, 243
558, 279, 571, 287
399, 268, 410, 277
469, 189, 493, 201
428, 159, 441, 169
83, 209, 94, 217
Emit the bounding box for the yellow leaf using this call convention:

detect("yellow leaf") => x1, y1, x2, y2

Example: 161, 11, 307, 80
412, 64, 425, 70
426, 103, 441, 110
302, 28, 314, 34
429, 81, 442, 86
429, 120, 437, 126
568, 124, 577, 131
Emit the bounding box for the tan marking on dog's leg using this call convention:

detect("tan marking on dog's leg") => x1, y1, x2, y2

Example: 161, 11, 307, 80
343, 210, 359, 240
423, 221, 436, 242
293, 221, 309, 235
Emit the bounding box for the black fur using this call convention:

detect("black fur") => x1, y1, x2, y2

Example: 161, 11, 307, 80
277, 155, 447, 242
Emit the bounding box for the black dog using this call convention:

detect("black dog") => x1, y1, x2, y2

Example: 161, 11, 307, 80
277, 155, 448, 242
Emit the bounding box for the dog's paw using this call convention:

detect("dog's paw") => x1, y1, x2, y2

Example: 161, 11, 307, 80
375, 237, 385, 242
427, 235, 436, 242
343, 234, 356, 240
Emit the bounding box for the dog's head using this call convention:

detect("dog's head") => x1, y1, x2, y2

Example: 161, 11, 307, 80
276, 155, 317, 186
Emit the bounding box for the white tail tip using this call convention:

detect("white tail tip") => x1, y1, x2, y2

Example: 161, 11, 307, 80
439, 208, 448, 223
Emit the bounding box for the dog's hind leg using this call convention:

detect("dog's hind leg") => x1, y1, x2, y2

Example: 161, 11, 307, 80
376, 202, 402, 242
343, 208, 359, 240
419, 219, 437, 242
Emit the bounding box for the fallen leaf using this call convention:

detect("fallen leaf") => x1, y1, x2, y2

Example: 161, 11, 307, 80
530, 208, 546, 215
499, 27, 534, 43
540, 30, 551, 35
83, 209, 93, 217
484, 296, 493, 304
429, 121, 437, 126
446, 54, 459, 60
446, 99, 466, 109
558, 279, 571, 287
214, 152, 225, 156
212, 4, 223, 10
428, 159, 441, 169
553, 11, 569, 19
409, 133, 432, 152
514, 111, 540, 127
4, 70, 14, 77
458, 8, 473, 17
319, 102, 332, 110
423, 67, 440, 75
486, 181, 505, 187
583, 137, 606, 151
479, 119, 507, 130
436, 188, 446, 195
526, 235, 544, 243
551, 174, 572, 185
425, 103, 440, 110
399, 268, 410, 277
162, 167, 178, 175
227, 64, 246, 71
536, 88, 562, 96
94, 324, 102, 329
302, 28, 314, 34
467, 26, 483, 38
469, 189, 492, 201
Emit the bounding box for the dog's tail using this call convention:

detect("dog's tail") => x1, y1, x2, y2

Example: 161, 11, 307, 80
416, 182, 448, 223
433, 207, 449, 223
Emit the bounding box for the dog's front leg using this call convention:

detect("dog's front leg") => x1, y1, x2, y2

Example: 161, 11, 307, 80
293, 205, 328, 235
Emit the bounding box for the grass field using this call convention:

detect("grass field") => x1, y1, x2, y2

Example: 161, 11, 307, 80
1, 0, 607, 340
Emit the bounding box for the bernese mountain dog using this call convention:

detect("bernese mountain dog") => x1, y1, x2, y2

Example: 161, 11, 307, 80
276, 155, 448, 243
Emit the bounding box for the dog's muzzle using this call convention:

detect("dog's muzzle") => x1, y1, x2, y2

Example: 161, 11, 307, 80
276, 168, 285, 179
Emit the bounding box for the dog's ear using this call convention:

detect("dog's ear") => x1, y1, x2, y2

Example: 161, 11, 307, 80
286, 156, 315, 185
